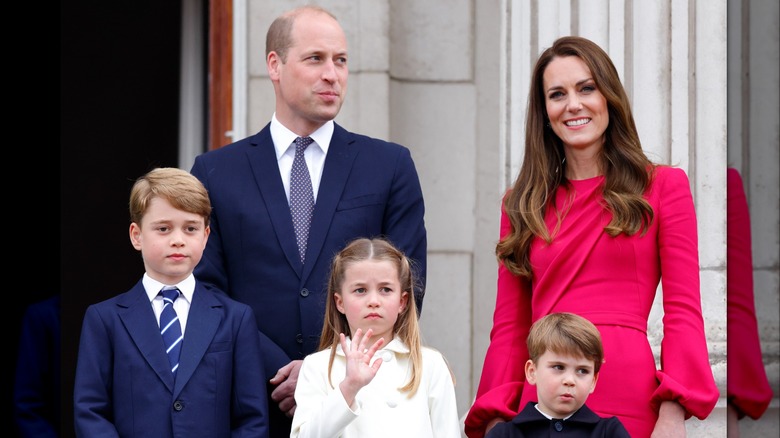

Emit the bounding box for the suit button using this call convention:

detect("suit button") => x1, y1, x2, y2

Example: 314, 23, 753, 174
173, 400, 184, 411
296, 334, 304, 344
300, 288, 309, 297
554, 420, 563, 432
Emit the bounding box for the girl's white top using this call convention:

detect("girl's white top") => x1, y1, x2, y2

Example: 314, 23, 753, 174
290, 337, 461, 438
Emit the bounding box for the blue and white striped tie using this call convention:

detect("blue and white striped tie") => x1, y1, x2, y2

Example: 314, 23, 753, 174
159, 287, 183, 376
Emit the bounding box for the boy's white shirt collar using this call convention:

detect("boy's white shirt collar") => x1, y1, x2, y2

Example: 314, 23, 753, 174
534, 402, 575, 421
142, 272, 196, 304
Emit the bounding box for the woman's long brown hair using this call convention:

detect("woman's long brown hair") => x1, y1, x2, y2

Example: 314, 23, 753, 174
497, 36, 654, 278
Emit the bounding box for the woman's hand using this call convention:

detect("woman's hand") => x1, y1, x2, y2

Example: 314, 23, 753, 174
485, 418, 506, 435
727, 402, 740, 438
651, 400, 686, 437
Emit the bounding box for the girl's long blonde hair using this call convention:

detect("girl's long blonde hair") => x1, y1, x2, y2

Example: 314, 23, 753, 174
319, 237, 423, 396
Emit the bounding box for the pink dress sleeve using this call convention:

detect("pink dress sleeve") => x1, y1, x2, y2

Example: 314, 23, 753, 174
649, 167, 719, 418
726, 167, 773, 419
464, 200, 533, 438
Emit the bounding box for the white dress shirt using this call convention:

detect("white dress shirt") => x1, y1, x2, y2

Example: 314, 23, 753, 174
270, 114, 333, 203
143, 272, 195, 334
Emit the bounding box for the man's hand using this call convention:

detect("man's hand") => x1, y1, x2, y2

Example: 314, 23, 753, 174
269, 360, 303, 418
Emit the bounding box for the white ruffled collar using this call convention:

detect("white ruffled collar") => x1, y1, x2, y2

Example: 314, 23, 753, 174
335, 335, 409, 357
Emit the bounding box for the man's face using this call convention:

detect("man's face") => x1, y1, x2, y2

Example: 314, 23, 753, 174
268, 10, 348, 135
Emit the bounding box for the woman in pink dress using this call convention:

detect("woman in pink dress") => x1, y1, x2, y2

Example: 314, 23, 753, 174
726, 167, 773, 437
464, 36, 719, 438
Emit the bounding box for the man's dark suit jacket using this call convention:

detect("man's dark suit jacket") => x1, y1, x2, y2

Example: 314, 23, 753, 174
486, 402, 631, 438
190, 122, 427, 436
73, 280, 268, 437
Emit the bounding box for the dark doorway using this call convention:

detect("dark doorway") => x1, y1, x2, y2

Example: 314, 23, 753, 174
58, 1, 185, 436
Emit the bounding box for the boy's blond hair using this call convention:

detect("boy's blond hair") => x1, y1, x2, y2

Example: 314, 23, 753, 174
527, 312, 604, 373
129, 167, 211, 226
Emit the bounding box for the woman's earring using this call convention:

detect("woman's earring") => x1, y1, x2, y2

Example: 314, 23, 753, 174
555, 157, 566, 174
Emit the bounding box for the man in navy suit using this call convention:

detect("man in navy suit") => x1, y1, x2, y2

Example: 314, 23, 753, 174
73, 168, 268, 437
190, 5, 427, 438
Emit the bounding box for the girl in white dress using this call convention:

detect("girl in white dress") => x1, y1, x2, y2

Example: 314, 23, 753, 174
291, 237, 461, 438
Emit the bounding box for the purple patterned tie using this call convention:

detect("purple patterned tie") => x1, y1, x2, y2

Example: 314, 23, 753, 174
290, 137, 315, 263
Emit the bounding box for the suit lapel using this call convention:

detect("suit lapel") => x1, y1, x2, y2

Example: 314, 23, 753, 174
303, 124, 358, 281
245, 124, 359, 282
245, 128, 303, 273
173, 283, 221, 397
118, 281, 175, 392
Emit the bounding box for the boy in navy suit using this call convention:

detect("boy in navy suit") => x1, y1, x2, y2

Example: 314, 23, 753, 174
73, 167, 269, 437
486, 313, 630, 438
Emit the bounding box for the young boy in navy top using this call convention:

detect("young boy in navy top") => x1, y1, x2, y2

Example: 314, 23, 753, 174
74, 167, 269, 437
486, 312, 629, 438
